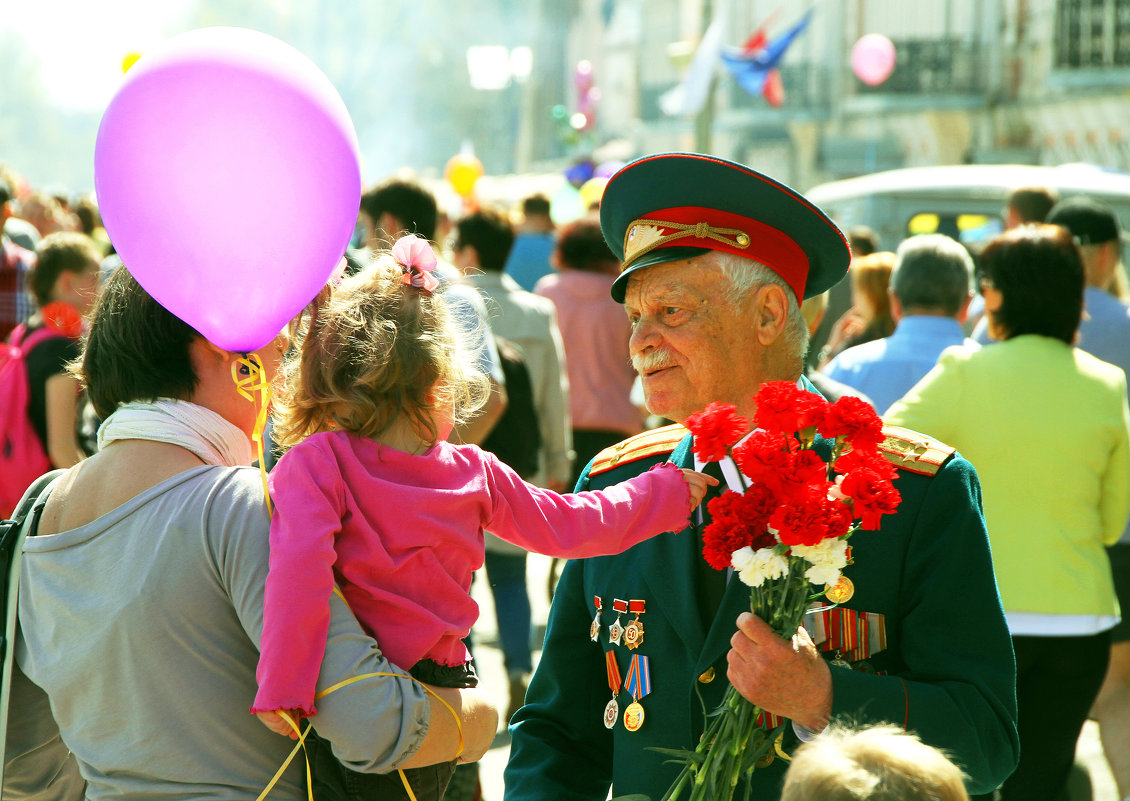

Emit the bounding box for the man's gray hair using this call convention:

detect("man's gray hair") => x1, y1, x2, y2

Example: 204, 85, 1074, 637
716, 252, 810, 365
890, 234, 974, 317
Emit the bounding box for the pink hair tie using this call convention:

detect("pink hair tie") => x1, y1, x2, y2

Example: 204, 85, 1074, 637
392, 234, 440, 294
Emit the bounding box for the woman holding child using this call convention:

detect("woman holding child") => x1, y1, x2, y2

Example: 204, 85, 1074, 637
14, 265, 498, 800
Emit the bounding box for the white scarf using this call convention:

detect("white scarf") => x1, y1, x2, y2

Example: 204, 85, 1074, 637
96, 399, 254, 467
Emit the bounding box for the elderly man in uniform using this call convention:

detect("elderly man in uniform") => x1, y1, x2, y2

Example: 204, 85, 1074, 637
503, 153, 1019, 801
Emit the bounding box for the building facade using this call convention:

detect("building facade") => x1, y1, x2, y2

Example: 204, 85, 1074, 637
563, 0, 1130, 192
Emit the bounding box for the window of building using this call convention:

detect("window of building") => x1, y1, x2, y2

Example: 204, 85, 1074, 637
1055, 0, 1130, 68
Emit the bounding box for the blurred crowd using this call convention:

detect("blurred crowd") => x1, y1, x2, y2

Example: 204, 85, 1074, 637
4, 157, 1130, 801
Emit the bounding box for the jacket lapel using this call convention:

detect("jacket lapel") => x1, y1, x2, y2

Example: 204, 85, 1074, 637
641, 434, 706, 655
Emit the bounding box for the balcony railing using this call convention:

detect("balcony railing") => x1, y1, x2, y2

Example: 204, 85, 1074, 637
639, 37, 988, 122
856, 38, 987, 95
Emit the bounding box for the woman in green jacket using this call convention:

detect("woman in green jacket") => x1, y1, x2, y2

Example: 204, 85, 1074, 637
887, 224, 1130, 801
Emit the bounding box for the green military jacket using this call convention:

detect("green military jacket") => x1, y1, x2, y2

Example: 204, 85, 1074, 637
505, 423, 1019, 801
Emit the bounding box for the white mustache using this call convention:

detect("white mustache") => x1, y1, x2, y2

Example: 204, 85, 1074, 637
632, 349, 676, 375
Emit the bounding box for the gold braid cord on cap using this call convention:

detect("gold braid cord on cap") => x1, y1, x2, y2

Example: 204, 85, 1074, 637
623, 218, 752, 267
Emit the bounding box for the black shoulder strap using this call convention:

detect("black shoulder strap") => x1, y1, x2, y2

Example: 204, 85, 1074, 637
0, 470, 65, 651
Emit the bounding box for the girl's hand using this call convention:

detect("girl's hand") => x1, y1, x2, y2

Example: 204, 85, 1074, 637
681, 469, 720, 509
255, 709, 303, 740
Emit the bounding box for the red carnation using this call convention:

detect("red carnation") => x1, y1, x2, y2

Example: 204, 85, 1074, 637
834, 447, 898, 482
702, 522, 751, 570
840, 467, 902, 530
732, 429, 791, 486
769, 484, 852, 547
779, 449, 832, 502
700, 486, 778, 569
793, 389, 830, 433
685, 402, 749, 462
820, 396, 885, 451
752, 381, 809, 436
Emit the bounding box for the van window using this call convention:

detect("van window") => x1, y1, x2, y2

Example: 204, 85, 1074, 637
907, 212, 1003, 244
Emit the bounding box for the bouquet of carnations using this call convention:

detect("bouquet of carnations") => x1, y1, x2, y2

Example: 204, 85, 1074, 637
654, 381, 901, 801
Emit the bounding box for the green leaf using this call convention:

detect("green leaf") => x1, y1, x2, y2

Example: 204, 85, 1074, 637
647, 746, 706, 765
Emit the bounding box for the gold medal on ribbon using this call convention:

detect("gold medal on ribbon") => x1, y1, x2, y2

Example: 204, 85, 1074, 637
623, 701, 645, 732
623, 654, 651, 733
624, 599, 646, 650
825, 575, 854, 604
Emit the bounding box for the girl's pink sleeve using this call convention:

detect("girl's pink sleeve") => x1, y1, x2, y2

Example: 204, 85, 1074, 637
483, 457, 691, 557
252, 440, 343, 717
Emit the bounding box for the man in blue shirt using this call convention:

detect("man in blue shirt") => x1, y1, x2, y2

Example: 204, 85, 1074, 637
821, 234, 977, 414
504, 194, 556, 291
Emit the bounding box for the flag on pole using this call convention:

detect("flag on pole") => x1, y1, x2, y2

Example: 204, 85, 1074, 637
659, 14, 728, 117
740, 8, 781, 54
721, 10, 813, 101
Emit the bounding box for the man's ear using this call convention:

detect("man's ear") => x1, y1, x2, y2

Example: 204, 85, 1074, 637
751, 284, 790, 346
956, 293, 972, 324
888, 290, 903, 323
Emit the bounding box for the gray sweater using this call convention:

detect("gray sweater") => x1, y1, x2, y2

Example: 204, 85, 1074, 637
16, 466, 431, 800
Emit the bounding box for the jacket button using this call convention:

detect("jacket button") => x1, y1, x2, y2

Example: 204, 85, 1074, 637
698, 667, 716, 683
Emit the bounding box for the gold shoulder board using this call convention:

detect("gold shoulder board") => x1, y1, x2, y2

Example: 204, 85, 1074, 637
877, 424, 955, 476
588, 424, 689, 477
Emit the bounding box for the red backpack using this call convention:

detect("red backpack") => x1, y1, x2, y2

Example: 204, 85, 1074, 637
0, 325, 64, 519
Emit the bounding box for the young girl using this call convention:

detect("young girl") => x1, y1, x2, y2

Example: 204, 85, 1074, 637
252, 235, 712, 799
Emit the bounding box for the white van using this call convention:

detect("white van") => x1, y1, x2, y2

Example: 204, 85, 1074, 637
805, 163, 1130, 252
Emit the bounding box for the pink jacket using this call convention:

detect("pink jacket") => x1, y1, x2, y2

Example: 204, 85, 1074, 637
535, 270, 642, 435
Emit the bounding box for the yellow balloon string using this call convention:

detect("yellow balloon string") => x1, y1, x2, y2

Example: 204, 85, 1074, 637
254, 600, 465, 800
231, 353, 273, 515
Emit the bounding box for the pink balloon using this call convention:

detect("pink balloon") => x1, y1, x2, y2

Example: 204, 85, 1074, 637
95, 27, 361, 352
851, 34, 897, 87
574, 60, 594, 93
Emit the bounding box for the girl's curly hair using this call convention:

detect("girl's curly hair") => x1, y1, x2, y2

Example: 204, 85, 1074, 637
272, 256, 490, 450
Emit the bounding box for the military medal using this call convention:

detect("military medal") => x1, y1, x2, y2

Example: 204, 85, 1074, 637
825, 575, 854, 604
590, 596, 603, 642
623, 654, 651, 732
603, 650, 622, 729
623, 599, 646, 650
608, 598, 628, 645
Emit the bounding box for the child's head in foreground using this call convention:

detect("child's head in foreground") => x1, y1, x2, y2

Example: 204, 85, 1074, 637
780, 724, 969, 801
273, 238, 489, 450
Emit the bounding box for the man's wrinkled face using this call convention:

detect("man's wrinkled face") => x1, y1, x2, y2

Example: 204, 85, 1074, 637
624, 254, 762, 424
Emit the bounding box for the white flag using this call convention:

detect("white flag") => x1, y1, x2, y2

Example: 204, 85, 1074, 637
659, 14, 727, 117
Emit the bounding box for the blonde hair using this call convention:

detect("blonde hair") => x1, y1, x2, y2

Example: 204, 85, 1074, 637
851, 252, 896, 338
272, 256, 490, 450
780, 725, 969, 801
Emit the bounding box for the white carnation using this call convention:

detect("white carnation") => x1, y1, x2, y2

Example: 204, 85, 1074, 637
731, 546, 789, 588
790, 539, 849, 587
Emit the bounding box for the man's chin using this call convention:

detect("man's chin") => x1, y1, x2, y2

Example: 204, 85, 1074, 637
643, 395, 689, 425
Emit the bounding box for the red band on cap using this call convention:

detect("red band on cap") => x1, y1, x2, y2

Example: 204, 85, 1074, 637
624, 206, 810, 301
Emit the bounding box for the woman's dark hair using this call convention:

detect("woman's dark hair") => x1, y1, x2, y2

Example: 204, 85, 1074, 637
72, 265, 200, 418
30, 232, 102, 306
555, 218, 617, 274
979, 224, 1084, 344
